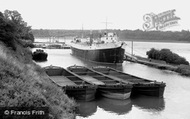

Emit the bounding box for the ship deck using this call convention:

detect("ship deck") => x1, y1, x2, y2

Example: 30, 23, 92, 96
70, 42, 122, 50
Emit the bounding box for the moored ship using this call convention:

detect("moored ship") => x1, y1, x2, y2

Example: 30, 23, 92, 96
92, 66, 166, 97
32, 49, 48, 61
67, 65, 133, 100
43, 65, 97, 101
70, 32, 125, 65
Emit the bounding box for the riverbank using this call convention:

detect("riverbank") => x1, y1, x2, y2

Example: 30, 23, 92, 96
0, 41, 77, 119
123, 39, 190, 43
125, 55, 190, 76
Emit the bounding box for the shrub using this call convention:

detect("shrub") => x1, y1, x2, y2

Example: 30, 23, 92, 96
176, 64, 190, 76
146, 48, 189, 65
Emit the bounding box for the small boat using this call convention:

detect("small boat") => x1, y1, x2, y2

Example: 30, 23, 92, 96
62, 44, 71, 49
67, 65, 133, 100
43, 65, 97, 101
43, 43, 71, 49
45, 44, 62, 49
32, 49, 48, 61
92, 66, 166, 97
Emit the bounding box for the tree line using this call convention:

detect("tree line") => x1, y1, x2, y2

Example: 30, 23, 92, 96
119, 29, 190, 42
32, 29, 190, 42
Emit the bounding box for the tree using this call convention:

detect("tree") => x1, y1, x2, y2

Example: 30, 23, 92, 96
0, 11, 17, 50
3, 10, 34, 42
0, 10, 34, 50
159, 49, 172, 62
146, 48, 160, 59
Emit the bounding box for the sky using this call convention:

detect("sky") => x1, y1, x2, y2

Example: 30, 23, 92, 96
0, 0, 189, 31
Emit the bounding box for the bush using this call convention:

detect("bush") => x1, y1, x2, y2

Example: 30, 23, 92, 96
146, 48, 189, 65
176, 64, 190, 76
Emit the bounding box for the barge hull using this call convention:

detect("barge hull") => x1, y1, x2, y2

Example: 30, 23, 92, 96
97, 85, 132, 99
65, 86, 96, 101
132, 84, 166, 97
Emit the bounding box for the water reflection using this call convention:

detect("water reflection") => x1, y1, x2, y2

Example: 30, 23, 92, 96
96, 97, 132, 115
76, 97, 132, 117
76, 96, 164, 118
76, 100, 97, 117
131, 95, 165, 111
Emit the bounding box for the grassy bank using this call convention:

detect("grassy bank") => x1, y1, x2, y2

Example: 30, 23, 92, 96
175, 65, 190, 76
133, 55, 190, 76
0, 41, 77, 119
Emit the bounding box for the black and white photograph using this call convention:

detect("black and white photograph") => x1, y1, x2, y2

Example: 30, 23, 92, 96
0, 0, 190, 119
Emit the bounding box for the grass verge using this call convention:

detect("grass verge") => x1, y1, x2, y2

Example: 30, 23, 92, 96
0, 41, 77, 119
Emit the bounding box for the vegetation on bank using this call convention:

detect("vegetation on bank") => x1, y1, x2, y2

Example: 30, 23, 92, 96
146, 48, 189, 65
146, 48, 190, 76
0, 10, 76, 119
176, 65, 190, 76
32, 29, 190, 42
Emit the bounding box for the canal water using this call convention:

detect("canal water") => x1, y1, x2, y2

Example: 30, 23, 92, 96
34, 40, 190, 119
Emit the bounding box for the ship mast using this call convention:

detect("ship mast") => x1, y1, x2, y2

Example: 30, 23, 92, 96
102, 17, 112, 32
89, 30, 93, 46
131, 40, 133, 56
81, 24, 84, 38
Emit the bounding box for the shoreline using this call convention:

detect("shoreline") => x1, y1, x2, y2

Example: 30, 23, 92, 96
124, 56, 190, 77
34, 37, 190, 44
122, 39, 190, 43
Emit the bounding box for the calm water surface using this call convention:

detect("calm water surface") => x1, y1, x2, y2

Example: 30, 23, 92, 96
34, 40, 190, 119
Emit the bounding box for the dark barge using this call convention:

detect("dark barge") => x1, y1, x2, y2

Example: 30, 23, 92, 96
92, 66, 166, 97
43, 65, 97, 101
67, 65, 133, 100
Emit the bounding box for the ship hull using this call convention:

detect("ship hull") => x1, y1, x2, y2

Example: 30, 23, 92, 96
70, 46, 125, 65
32, 50, 48, 61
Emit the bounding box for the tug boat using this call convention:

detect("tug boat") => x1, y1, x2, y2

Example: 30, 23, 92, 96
32, 49, 48, 61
